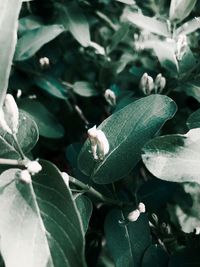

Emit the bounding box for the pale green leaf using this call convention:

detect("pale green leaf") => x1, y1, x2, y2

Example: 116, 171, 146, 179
142, 128, 200, 184
73, 81, 99, 97
14, 24, 64, 61
127, 12, 169, 37
176, 17, 200, 35
104, 209, 151, 267
0, 0, 22, 107
18, 15, 43, 36
0, 160, 87, 267
78, 95, 177, 184
169, 0, 197, 22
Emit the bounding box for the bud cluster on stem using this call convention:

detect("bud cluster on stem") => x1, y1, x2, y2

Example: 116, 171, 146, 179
140, 73, 166, 95
127, 202, 146, 222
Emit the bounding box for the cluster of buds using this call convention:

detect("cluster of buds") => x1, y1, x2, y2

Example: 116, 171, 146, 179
104, 89, 116, 106
39, 57, 50, 69
0, 94, 19, 135
140, 73, 166, 95
88, 125, 109, 161
127, 202, 146, 222
17, 160, 42, 184
175, 34, 187, 61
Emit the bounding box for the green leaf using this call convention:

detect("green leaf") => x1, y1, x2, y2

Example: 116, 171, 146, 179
127, 12, 169, 37
116, 0, 135, 4
0, 111, 39, 159
19, 99, 65, 139
142, 128, 200, 184
73, 81, 99, 97
78, 95, 177, 184
107, 24, 129, 53
187, 108, 200, 129
179, 79, 200, 102
169, 0, 197, 22
64, 2, 91, 47
34, 75, 67, 100
18, 15, 43, 36
75, 195, 92, 234
0, 0, 22, 107
14, 24, 64, 61
141, 245, 169, 267
176, 17, 200, 36
0, 160, 87, 267
168, 248, 200, 267
143, 40, 179, 75
104, 209, 151, 267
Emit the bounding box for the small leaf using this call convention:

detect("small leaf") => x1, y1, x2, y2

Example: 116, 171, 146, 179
34, 75, 67, 100
75, 195, 92, 234
179, 79, 200, 102
143, 40, 179, 75
127, 12, 169, 37
78, 95, 177, 184
141, 245, 169, 267
187, 108, 200, 129
19, 99, 65, 139
104, 209, 151, 267
169, 0, 197, 22
14, 24, 64, 61
0, 160, 87, 267
18, 15, 43, 36
176, 17, 200, 35
142, 128, 200, 184
73, 81, 99, 97
0, 0, 22, 107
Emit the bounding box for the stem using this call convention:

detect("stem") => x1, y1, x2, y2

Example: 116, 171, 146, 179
0, 158, 25, 167
69, 176, 124, 207
74, 105, 89, 126
95, 10, 118, 31
13, 134, 26, 160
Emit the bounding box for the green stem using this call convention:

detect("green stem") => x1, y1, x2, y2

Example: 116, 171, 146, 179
69, 176, 124, 207
13, 134, 26, 160
0, 158, 25, 167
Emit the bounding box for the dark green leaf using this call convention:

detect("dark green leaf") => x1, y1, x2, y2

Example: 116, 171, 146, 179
104, 209, 151, 267
141, 245, 168, 267
142, 128, 200, 184
78, 95, 177, 184
19, 99, 65, 139
75, 195, 92, 233
15, 24, 64, 61
169, 248, 200, 267
107, 24, 129, 53
187, 108, 200, 129
180, 79, 200, 102
0, 0, 22, 107
0, 160, 87, 267
73, 81, 99, 97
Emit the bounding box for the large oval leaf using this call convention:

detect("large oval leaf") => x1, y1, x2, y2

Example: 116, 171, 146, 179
0, 160, 87, 267
78, 95, 177, 184
142, 128, 200, 184
104, 209, 151, 267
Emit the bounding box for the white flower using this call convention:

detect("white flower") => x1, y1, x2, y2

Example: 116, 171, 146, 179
138, 202, 146, 213
154, 73, 166, 93
62, 172, 69, 187
104, 89, 116, 106
127, 209, 140, 222
3, 94, 19, 134
88, 125, 109, 160
140, 73, 154, 95
19, 170, 32, 184
39, 57, 50, 68
26, 160, 42, 175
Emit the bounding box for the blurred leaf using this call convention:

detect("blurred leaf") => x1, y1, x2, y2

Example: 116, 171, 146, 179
75, 195, 92, 233
180, 79, 200, 102
127, 12, 169, 37
142, 128, 200, 184
15, 24, 64, 61
0, 0, 22, 107
0, 111, 39, 159
104, 209, 151, 267
34, 75, 67, 100
116, 0, 135, 4
141, 245, 169, 267
168, 248, 200, 266
176, 17, 200, 35
73, 81, 99, 97
0, 160, 87, 267
187, 108, 200, 129
179, 47, 196, 74
78, 95, 177, 184
19, 99, 65, 139
107, 24, 129, 53
18, 15, 43, 36
143, 40, 179, 75
169, 0, 197, 22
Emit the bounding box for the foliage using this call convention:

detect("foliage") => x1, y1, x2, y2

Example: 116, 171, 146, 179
1, 0, 200, 266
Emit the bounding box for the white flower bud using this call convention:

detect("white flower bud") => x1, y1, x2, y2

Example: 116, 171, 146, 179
104, 89, 116, 106
3, 94, 19, 134
19, 170, 32, 184
176, 34, 187, 61
140, 73, 154, 95
138, 202, 146, 213
127, 209, 140, 222
62, 172, 69, 187
0, 110, 12, 134
154, 73, 166, 93
39, 57, 50, 68
17, 89, 22, 99
88, 126, 109, 161
26, 161, 42, 175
